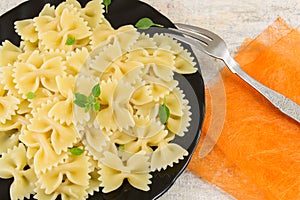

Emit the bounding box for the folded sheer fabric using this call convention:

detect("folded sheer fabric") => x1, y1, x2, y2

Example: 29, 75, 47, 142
188, 17, 300, 200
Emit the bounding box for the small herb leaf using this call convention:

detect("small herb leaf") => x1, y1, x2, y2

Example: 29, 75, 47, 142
84, 105, 90, 113
75, 93, 88, 102
74, 99, 86, 108
135, 17, 164, 30
159, 98, 170, 124
66, 37, 75, 45
74, 93, 88, 108
26, 92, 37, 99
92, 84, 101, 98
74, 84, 101, 113
119, 145, 125, 151
103, 0, 111, 13
70, 147, 84, 156
93, 101, 100, 112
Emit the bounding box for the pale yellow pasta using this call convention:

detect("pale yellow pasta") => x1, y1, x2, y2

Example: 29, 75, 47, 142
0, 66, 20, 98
0, 95, 20, 123
86, 159, 102, 195
19, 130, 69, 172
99, 151, 151, 193
14, 19, 38, 42
0, 115, 27, 132
153, 33, 184, 54
0, 144, 37, 200
167, 103, 192, 136
130, 85, 153, 105
131, 33, 156, 50
65, 47, 89, 74
126, 48, 176, 69
48, 76, 75, 125
151, 143, 188, 171
91, 24, 139, 50
90, 40, 123, 73
38, 8, 92, 51
78, 0, 104, 29
80, 126, 110, 161
0, 130, 20, 154
0, 41, 22, 66
0, 0, 197, 197
36, 152, 90, 196
28, 101, 78, 154
133, 101, 158, 117
174, 50, 197, 74
13, 50, 66, 96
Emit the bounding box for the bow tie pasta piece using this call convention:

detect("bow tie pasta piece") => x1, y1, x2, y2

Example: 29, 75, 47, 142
28, 100, 78, 155
0, 95, 20, 123
79, 125, 110, 161
19, 130, 69, 173
48, 76, 75, 125
13, 50, 66, 96
38, 8, 92, 51
130, 33, 157, 51
95, 77, 140, 132
121, 122, 167, 155
86, 159, 102, 196
0, 66, 21, 98
0, 144, 37, 200
126, 48, 176, 70
0, 130, 20, 154
65, 47, 89, 75
153, 34, 184, 54
90, 40, 123, 74
99, 151, 151, 193
91, 24, 139, 50
153, 34, 197, 74
35, 152, 91, 200
78, 0, 105, 29
0, 115, 27, 132
33, 4, 58, 34
151, 143, 188, 172
174, 49, 197, 74
14, 19, 38, 43
0, 41, 22, 66
130, 84, 153, 106
166, 89, 191, 137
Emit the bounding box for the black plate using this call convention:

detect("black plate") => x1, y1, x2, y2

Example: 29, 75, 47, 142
0, 0, 205, 199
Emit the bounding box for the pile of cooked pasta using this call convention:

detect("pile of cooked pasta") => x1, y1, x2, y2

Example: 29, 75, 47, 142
0, 0, 197, 199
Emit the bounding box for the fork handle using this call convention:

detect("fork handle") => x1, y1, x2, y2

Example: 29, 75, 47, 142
225, 57, 300, 123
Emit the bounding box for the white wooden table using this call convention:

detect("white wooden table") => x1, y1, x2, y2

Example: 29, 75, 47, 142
1, 0, 300, 199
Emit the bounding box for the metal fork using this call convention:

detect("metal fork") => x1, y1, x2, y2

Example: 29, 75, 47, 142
166, 23, 300, 124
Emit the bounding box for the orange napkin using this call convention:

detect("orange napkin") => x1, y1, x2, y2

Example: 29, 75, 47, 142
188, 17, 300, 200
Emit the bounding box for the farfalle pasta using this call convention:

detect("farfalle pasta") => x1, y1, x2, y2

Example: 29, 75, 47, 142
0, 0, 197, 199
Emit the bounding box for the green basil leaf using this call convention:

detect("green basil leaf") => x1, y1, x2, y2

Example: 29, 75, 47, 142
103, 0, 111, 13
75, 93, 88, 102
159, 103, 170, 124
65, 36, 75, 45
119, 145, 125, 151
92, 84, 101, 98
87, 96, 95, 104
73, 99, 86, 108
93, 101, 100, 112
135, 17, 164, 30
26, 92, 37, 99
84, 104, 91, 113
70, 147, 84, 156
